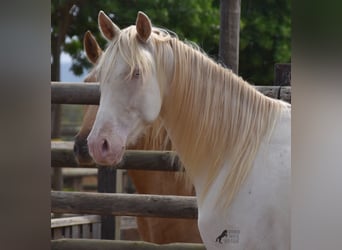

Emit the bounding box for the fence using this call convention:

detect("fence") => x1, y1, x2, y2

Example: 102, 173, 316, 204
51, 215, 101, 240
52, 239, 205, 250
51, 82, 291, 105
51, 76, 291, 249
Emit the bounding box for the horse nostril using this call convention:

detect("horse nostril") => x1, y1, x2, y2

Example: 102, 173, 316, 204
101, 139, 109, 153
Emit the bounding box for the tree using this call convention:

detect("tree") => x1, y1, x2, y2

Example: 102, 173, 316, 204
51, 0, 291, 84
219, 0, 241, 74
51, 0, 220, 78
239, 0, 291, 84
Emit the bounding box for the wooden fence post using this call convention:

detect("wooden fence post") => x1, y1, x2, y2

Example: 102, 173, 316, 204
97, 166, 116, 239
274, 63, 291, 86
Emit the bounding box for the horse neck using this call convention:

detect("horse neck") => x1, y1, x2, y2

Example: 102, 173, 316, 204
158, 39, 284, 207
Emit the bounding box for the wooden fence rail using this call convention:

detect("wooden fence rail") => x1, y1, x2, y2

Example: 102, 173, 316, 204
51, 82, 291, 104
51, 215, 101, 240
51, 82, 100, 105
51, 191, 198, 219
51, 141, 181, 170
52, 239, 205, 250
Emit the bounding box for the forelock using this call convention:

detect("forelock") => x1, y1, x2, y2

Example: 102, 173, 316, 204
98, 26, 156, 84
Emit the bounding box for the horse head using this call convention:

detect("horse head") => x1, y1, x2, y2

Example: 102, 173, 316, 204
87, 11, 173, 166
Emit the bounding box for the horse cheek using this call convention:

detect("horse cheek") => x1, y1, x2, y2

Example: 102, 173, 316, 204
138, 82, 161, 123
141, 92, 161, 123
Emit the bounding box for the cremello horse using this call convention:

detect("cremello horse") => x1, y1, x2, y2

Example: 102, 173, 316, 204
73, 31, 201, 244
87, 11, 291, 250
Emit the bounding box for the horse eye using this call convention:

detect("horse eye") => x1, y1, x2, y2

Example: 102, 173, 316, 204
133, 69, 140, 78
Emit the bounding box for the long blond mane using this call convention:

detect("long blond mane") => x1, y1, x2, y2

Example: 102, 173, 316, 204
98, 26, 289, 209
155, 32, 288, 209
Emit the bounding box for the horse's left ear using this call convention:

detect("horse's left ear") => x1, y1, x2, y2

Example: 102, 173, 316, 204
136, 11, 152, 42
84, 31, 103, 64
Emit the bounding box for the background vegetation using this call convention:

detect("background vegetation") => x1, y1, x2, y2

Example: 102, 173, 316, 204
52, 0, 290, 85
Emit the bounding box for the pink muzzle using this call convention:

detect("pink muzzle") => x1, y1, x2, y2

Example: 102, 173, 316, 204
87, 133, 126, 166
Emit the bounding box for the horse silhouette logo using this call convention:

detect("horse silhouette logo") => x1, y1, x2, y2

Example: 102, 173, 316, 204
216, 229, 228, 243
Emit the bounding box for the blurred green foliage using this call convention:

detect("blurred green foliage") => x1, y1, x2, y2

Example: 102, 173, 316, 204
240, 0, 291, 84
52, 0, 290, 84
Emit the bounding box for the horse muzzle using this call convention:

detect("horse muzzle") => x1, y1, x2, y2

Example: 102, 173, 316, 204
87, 134, 125, 166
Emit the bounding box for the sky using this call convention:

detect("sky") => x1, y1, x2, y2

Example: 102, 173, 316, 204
60, 52, 87, 82
60, 51, 72, 64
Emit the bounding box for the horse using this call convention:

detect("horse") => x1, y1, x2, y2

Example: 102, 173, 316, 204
73, 31, 202, 244
86, 11, 291, 249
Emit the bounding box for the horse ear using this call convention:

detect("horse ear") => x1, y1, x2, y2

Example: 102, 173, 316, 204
98, 10, 120, 41
84, 31, 103, 64
136, 11, 152, 42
